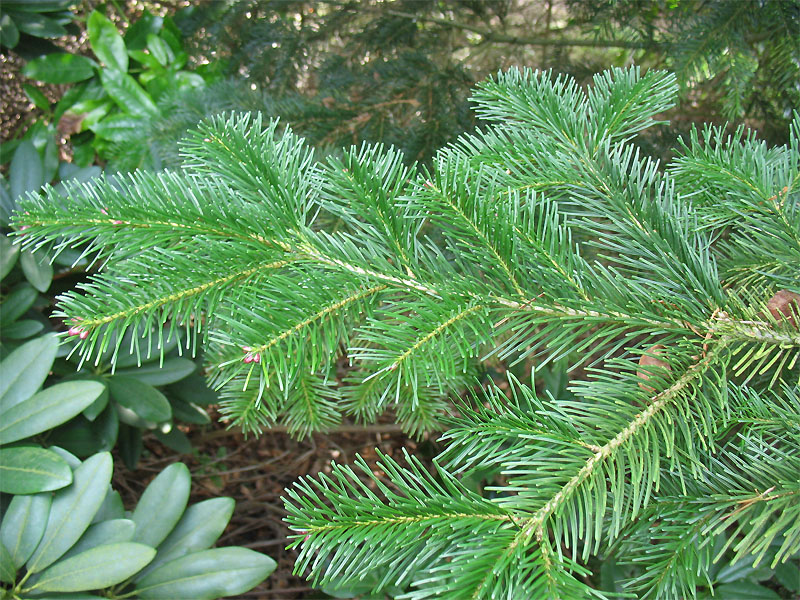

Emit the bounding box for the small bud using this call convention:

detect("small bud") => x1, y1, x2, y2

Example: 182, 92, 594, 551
765, 290, 800, 329
68, 326, 82, 336
243, 355, 254, 363
637, 344, 670, 393
79, 330, 89, 339
252, 353, 261, 363
242, 346, 252, 352
100, 208, 108, 215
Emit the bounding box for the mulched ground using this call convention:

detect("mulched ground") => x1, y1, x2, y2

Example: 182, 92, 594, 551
113, 415, 435, 599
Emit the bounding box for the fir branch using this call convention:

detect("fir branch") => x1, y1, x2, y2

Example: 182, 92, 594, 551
513, 342, 729, 546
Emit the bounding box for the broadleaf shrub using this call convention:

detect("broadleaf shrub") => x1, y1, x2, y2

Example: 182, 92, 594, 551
0, 456, 275, 599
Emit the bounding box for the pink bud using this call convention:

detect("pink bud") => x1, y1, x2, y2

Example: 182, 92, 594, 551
252, 353, 261, 363
243, 355, 254, 363
79, 330, 89, 339
68, 326, 82, 336
242, 346, 252, 352
303, 534, 310, 542
112, 220, 123, 225
424, 180, 433, 188
100, 208, 108, 215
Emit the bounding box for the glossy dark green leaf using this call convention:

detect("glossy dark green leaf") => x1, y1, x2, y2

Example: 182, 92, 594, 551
169, 397, 210, 424
46, 417, 104, 458
87, 10, 127, 72
100, 69, 157, 118
714, 582, 780, 599
0, 177, 13, 226
114, 402, 154, 429
1, 13, 20, 48
19, 248, 53, 292
0, 540, 15, 584
0, 333, 58, 410
53, 80, 88, 121
154, 427, 192, 454
22, 83, 51, 112
91, 402, 118, 452
135, 498, 234, 581
2, 319, 45, 339
774, 561, 800, 592
57, 163, 101, 184
71, 140, 94, 167
22, 53, 96, 84
59, 519, 134, 562
124, 10, 162, 51
128, 48, 162, 71
131, 463, 190, 548
9, 140, 43, 200
2, 1, 73, 11
30, 542, 155, 593
0, 234, 20, 280
118, 423, 142, 470
10, 11, 67, 38
81, 378, 109, 421
165, 372, 218, 406
108, 376, 171, 423
134, 547, 276, 600
0, 446, 72, 494
0, 492, 51, 568
42, 137, 58, 183
0, 381, 105, 445
715, 556, 774, 584
0, 284, 37, 326
146, 33, 172, 66
26, 452, 113, 573
159, 18, 182, 53
89, 114, 141, 142
116, 358, 195, 386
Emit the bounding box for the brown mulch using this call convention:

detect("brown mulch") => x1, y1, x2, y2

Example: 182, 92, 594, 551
112, 415, 435, 600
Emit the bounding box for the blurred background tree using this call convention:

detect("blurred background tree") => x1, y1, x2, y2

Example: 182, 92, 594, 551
156, 0, 798, 167
4, 0, 798, 169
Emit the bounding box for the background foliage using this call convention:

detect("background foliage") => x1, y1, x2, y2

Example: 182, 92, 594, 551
2, 1, 800, 598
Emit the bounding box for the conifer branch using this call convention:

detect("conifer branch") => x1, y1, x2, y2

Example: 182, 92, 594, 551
515, 342, 729, 546
76, 259, 293, 329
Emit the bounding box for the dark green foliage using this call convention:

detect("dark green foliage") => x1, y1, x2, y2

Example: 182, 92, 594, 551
568, 0, 800, 140
0, 0, 77, 57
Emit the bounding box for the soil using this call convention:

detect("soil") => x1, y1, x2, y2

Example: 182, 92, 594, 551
113, 415, 433, 599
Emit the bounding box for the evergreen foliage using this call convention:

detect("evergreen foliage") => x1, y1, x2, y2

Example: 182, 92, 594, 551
12, 65, 800, 596
568, 0, 800, 138
172, 0, 479, 164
